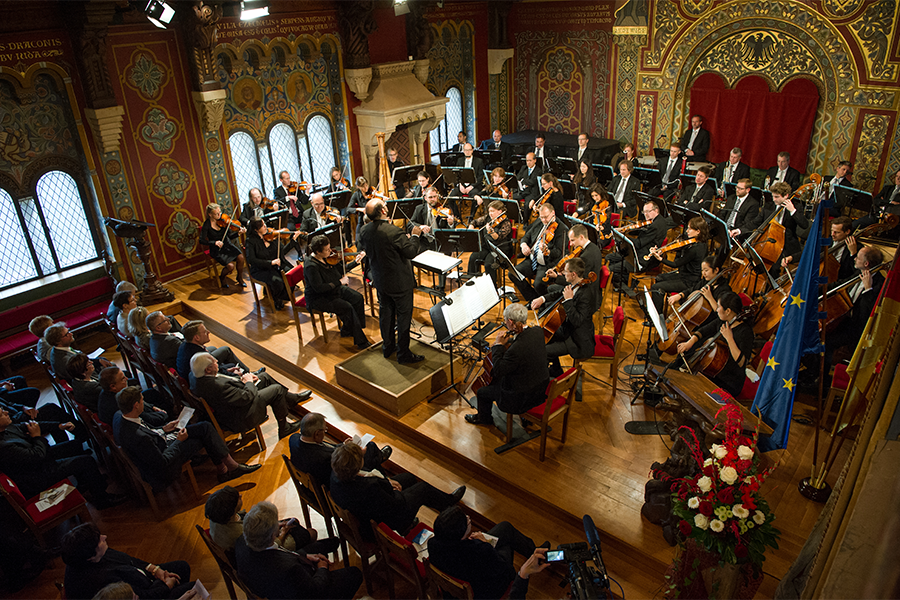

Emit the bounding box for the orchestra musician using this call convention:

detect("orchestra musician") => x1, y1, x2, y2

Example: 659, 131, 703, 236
451, 143, 484, 214
304, 235, 371, 350
302, 192, 342, 234
667, 255, 733, 321
647, 217, 709, 313
853, 168, 900, 237
543, 225, 603, 300
358, 199, 424, 364
764, 152, 802, 192
713, 148, 751, 186
200, 203, 247, 289
752, 182, 809, 274
609, 161, 641, 219
472, 167, 511, 220
245, 219, 304, 311
274, 170, 309, 231
675, 291, 755, 399
410, 187, 456, 253
572, 160, 596, 200
532, 173, 565, 220
513, 152, 542, 207
570, 133, 596, 170
531, 133, 552, 169
609, 142, 639, 170
677, 165, 716, 212
241, 187, 277, 227
651, 141, 684, 200
679, 114, 710, 163
577, 183, 608, 222
718, 179, 760, 241
530, 257, 598, 378
465, 303, 549, 426
450, 131, 467, 153
607, 200, 669, 286
829, 216, 858, 283
345, 176, 373, 244
513, 204, 568, 299
479, 129, 512, 168
827, 161, 853, 217
405, 170, 432, 199
326, 167, 349, 193
468, 200, 513, 287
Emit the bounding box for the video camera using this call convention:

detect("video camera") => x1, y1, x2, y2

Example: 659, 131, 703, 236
547, 515, 611, 599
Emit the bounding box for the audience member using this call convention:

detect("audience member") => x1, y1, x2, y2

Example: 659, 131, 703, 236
62, 523, 193, 600
69, 354, 102, 410
289, 412, 391, 489
175, 320, 250, 381
235, 501, 362, 600
0, 374, 40, 408
107, 281, 138, 323
329, 441, 465, 541
113, 291, 138, 333
147, 311, 183, 369
114, 386, 259, 488
126, 306, 151, 350
45, 322, 112, 381
29, 315, 54, 362
190, 352, 305, 439
97, 366, 170, 426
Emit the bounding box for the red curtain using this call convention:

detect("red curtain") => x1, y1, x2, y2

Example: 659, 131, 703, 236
688, 74, 818, 169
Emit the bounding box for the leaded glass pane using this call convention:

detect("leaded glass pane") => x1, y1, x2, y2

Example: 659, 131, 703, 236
445, 87, 463, 145
228, 131, 263, 202
307, 115, 335, 186
19, 198, 56, 275
0, 188, 38, 288
36, 171, 97, 269
297, 134, 312, 183
258, 143, 273, 197
269, 122, 301, 189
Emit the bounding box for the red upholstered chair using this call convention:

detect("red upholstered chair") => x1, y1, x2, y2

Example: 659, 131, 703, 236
426, 560, 475, 600
517, 366, 581, 460
371, 520, 432, 599
596, 264, 613, 318
0, 473, 90, 549
282, 264, 336, 342
738, 292, 753, 308
563, 200, 577, 215
737, 340, 774, 401
610, 213, 621, 227
823, 362, 853, 427
574, 305, 628, 396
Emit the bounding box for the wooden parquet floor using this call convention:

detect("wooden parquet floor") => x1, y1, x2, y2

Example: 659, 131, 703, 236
7, 258, 848, 599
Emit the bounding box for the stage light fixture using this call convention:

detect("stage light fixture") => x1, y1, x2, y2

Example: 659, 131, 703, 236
394, 0, 410, 16
145, 0, 174, 29
241, 1, 269, 21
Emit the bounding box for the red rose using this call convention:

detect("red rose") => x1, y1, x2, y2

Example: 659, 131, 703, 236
679, 520, 692, 536
699, 501, 713, 517
735, 544, 748, 559
717, 487, 734, 504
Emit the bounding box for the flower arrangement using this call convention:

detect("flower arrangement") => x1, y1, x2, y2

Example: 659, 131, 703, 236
668, 399, 781, 567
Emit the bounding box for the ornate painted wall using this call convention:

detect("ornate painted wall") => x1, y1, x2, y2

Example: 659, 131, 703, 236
616, 0, 900, 192
424, 19, 477, 142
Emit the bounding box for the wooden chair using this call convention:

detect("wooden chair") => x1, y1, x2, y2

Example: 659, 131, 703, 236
249, 275, 277, 314
0, 473, 91, 549
371, 520, 431, 599
194, 393, 267, 453
203, 249, 223, 291
574, 305, 628, 396
426, 560, 474, 600
282, 264, 339, 340
323, 489, 385, 595
521, 366, 581, 461
195, 525, 262, 600
281, 455, 337, 539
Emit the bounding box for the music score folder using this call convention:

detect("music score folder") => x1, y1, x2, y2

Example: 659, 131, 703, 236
431, 274, 501, 343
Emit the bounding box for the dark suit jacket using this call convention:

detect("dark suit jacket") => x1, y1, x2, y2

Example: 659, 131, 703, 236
428, 536, 516, 600
455, 156, 486, 193
679, 127, 710, 162
72, 379, 102, 412
544, 284, 598, 359
753, 203, 809, 260
0, 423, 62, 498
235, 536, 338, 600
479, 140, 513, 165
714, 161, 751, 185
303, 257, 359, 309
192, 374, 269, 432
50, 347, 77, 380
658, 156, 684, 186
609, 174, 642, 218
630, 215, 670, 262
515, 165, 543, 203
489, 326, 550, 411
301, 206, 328, 233
329, 473, 417, 537
765, 166, 802, 191
718, 195, 760, 236
357, 219, 419, 294
579, 242, 604, 290
64, 548, 184, 600
522, 218, 568, 268
240, 201, 271, 227
149, 333, 182, 369
274, 184, 310, 220
176, 342, 207, 381
289, 436, 334, 489
848, 272, 885, 338
570, 146, 596, 168
113, 413, 187, 488
679, 181, 717, 212
98, 389, 167, 427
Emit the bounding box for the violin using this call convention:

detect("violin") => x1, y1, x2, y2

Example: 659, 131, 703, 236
288, 181, 313, 195
324, 209, 342, 222
539, 271, 598, 342
215, 214, 243, 233
589, 199, 612, 240
543, 244, 584, 282
644, 237, 699, 261
260, 196, 278, 210
615, 219, 652, 234
540, 221, 558, 256
431, 204, 454, 220
325, 249, 359, 267
262, 228, 308, 243
485, 176, 512, 199
531, 187, 556, 217
486, 213, 507, 234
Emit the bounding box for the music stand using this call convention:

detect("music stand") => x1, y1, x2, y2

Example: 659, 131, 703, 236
476, 149, 501, 168
323, 189, 351, 210
612, 226, 642, 272
443, 167, 477, 190
429, 274, 501, 401
634, 167, 662, 190
436, 151, 463, 167
263, 208, 288, 223
669, 204, 700, 229
412, 250, 462, 300
392, 165, 424, 196
553, 156, 576, 177
652, 148, 669, 162
307, 222, 340, 247
567, 216, 600, 245
435, 228, 481, 255
635, 190, 668, 216
508, 156, 526, 175
626, 287, 669, 412
557, 178, 577, 200
678, 174, 696, 189
593, 163, 614, 185
832, 185, 873, 215
722, 181, 737, 198
386, 198, 421, 222
487, 234, 537, 302
700, 208, 731, 254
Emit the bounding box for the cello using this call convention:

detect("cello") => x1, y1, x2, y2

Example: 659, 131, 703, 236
686, 302, 758, 379
538, 271, 598, 343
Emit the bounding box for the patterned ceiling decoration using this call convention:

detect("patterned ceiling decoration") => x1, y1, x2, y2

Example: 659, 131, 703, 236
426, 20, 476, 142
847, 0, 898, 81
852, 110, 895, 191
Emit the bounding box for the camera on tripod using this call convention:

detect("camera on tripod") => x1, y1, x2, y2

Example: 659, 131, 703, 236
546, 515, 612, 599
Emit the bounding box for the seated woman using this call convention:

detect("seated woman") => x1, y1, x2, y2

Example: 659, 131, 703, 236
579, 183, 613, 240
326, 166, 349, 194
304, 235, 371, 349
572, 159, 596, 203
666, 255, 733, 328
68, 353, 102, 411
647, 217, 709, 313
127, 306, 151, 351
471, 167, 511, 222
467, 200, 513, 287
345, 176, 374, 245
531, 173, 565, 219
245, 219, 303, 310
113, 290, 137, 333
675, 291, 754, 399
200, 203, 247, 289
610, 142, 639, 170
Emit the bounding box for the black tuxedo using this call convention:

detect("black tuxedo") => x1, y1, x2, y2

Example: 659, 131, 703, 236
679, 181, 717, 212
714, 161, 751, 185
718, 194, 760, 238
753, 202, 809, 261
191, 372, 290, 433
235, 536, 362, 600
479, 139, 512, 166
659, 156, 684, 186
679, 127, 710, 162
475, 326, 550, 422
514, 164, 543, 203
274, 184, 310, 230
765, 165, 802, 191
570, 146, 596, 168
544, 284, 598, 367
454, 156, 485, 195
514, 217, 569, 297
608, 174, 642, 218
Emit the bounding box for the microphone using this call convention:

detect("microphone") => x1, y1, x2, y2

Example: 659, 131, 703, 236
583, 515, 601, 551
445, 297, 453, 305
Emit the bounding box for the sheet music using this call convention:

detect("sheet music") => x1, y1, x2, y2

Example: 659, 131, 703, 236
412, 250, 462, 273
439, 274, 500, 338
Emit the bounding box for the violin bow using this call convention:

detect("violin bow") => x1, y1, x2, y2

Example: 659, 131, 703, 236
222, 204, 240, 241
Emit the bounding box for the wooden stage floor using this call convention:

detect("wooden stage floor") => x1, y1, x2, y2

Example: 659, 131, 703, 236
151, 263, 844, 598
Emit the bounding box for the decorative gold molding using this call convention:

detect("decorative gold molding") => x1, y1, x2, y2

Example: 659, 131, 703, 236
191, 89, 227, 132
84, 105, 126, 154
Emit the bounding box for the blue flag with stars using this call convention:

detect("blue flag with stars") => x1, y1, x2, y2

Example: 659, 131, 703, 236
752, 198, 829, 451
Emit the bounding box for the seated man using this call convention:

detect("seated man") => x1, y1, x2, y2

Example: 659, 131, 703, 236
765, 151, 802, 192
205, 486, 337, 555
235, 501, 362, 600
329, 442, 465, 541
449, 143, 484, 217
717, 178, 760, 241
607, 199, 670, 286
289, 412, 392, 489
97, 366, 171, 427
428, 505, 540, 600
29, 315, 54, 362
542, 224, 603, 298
466, 303, 550, 426
147, 311, 184, 369
752, 181, 809, 275
677, 165, 717, 212
113, 386, 260, 488
650, 142, 684, 200
45, 322, 112, 381
301, 191, 342, 235
107, 281, 138, 324
530, 258, 598, 378
713, 147, 751, 186
513, 204, 568, 300
0, 374, 40, 409
0, 407, 126, 509
409, 186, 456, 253
190, 352, 305, 439
513, 152, 542, 208
62, 523, 193, 600
0, 397, 84, 446
175, 320, 250, 382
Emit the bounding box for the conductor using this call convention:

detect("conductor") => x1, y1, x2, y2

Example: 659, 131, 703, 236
357, 199, 425, 364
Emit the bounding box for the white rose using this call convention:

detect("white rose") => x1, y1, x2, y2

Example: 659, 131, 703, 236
753, 510, 766, 525
733, 504, 750, 519
697, 476, 712, 492
744, 476, 754, 484
704, 458, 713, 467
688, 497, 700, 509
737, 445, 754, 461
694, 514, 709, 530
720, 466, 739, 485
711, 444, 727, 459
710, 519, 725, 533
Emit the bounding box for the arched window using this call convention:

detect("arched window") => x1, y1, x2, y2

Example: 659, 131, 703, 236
430, 87, 464, 153
227, 131, 262, 203
0, 170, 101, 291
305, 115, 336, 185
269, 122, 302, 188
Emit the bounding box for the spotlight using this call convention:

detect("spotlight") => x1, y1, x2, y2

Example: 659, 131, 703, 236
145, 0, 174, 29
393, 0, 410, 16
241, 1, 269, 21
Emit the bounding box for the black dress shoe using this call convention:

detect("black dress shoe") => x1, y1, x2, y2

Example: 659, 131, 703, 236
449, 485, 466, 503
253, 367, 266, 375
356, 339, 372, 350
465, 414, 491, 425
380, 445, 393, 462
383, 346, 397, 358
278, 420, 302, 439
236, 280, 247, 288
217, 463, 261, 483
339, 330, 354, 338
398, 353, 425, 364
287, 390, 313, 404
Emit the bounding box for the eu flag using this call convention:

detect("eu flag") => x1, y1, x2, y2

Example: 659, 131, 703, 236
751, 199, 829, 451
